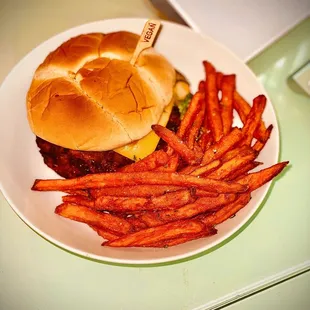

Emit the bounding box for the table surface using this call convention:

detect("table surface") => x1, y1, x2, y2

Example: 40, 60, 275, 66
1, 1, 309, 309
225, 272, 310, 310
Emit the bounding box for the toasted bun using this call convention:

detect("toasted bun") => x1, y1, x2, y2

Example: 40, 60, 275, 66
27, 32, 176, 151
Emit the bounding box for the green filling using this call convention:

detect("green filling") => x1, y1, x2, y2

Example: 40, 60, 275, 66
177, 93, 193, 119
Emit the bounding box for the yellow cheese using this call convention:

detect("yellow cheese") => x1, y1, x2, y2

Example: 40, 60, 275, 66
114, 102, 174, 161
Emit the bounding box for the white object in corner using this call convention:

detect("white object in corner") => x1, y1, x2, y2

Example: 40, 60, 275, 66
167, 0, 310, 62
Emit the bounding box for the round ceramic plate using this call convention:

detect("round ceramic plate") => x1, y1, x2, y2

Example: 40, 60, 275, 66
0, 18, 279, 264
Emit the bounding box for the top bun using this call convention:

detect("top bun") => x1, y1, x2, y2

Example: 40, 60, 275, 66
27, 31, 176, 151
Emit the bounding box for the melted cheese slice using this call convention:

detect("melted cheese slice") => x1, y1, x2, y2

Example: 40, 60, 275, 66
114, 102, 174, 161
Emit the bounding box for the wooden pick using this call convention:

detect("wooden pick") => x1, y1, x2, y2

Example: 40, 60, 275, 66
130, 20, 161, 66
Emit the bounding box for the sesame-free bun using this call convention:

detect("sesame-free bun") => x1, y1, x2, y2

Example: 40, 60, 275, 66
27, 31, 176, 151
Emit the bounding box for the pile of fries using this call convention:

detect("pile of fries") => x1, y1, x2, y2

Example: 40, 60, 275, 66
32, 60, 289, 248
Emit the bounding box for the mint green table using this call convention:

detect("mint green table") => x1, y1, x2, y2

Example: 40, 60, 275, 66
0, 1, 309, 309
225, 272, 310, 310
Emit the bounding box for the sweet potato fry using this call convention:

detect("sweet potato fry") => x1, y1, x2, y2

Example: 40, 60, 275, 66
241, 95, 267, 146
196, 194, 237, 207
221, 145, 253, 162
89, 185, 183, 198
190, 159, 221, 177
63, 189, 89, 197
253, 125, 273, 152
137, 212, 163, 227
177, 92, 203, 138
55, 203, 132, 234
199, 193, 251, 226
139, 193, 237, 226
156, 153, 179, 172
119, 150, 169, 172
186, 103, 205, 149
151, 189, 193, 209
220, 75, 236, 135
233, 91, 268, 142
126, 217, 148, 231
138, 212, 163, 227
225, 161, 262, 181
32, 172, 248, 193
62, 195, 94, 208
178, 165, 197, 175
233, 92, 248, 123
179, 160, 220, 176
207, 152, 256, 180
201, 127, 243, 164
95, 196, 149, 211
198, 129, 213, 152
104, 219, 206, 247
159, 193, 237, 221
94, 189, 192, 212
141, 226, 217, 247
194, 189, 219, 197
90, 225, 120, 241
198, 87, 213, 152
204, 61, 223, 142
198, 80, 205, 93
236, 161, 289, 191
203, 60, 216, 75
216, 72, 223, 89
152, 125, 200, 165
193, 143, 204, 159
169, 154, 180, 171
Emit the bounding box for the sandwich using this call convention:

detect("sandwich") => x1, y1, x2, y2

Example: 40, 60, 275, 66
26, 31, 191, 178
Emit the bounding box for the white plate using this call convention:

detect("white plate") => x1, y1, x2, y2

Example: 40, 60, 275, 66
0, 18, 279, 265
